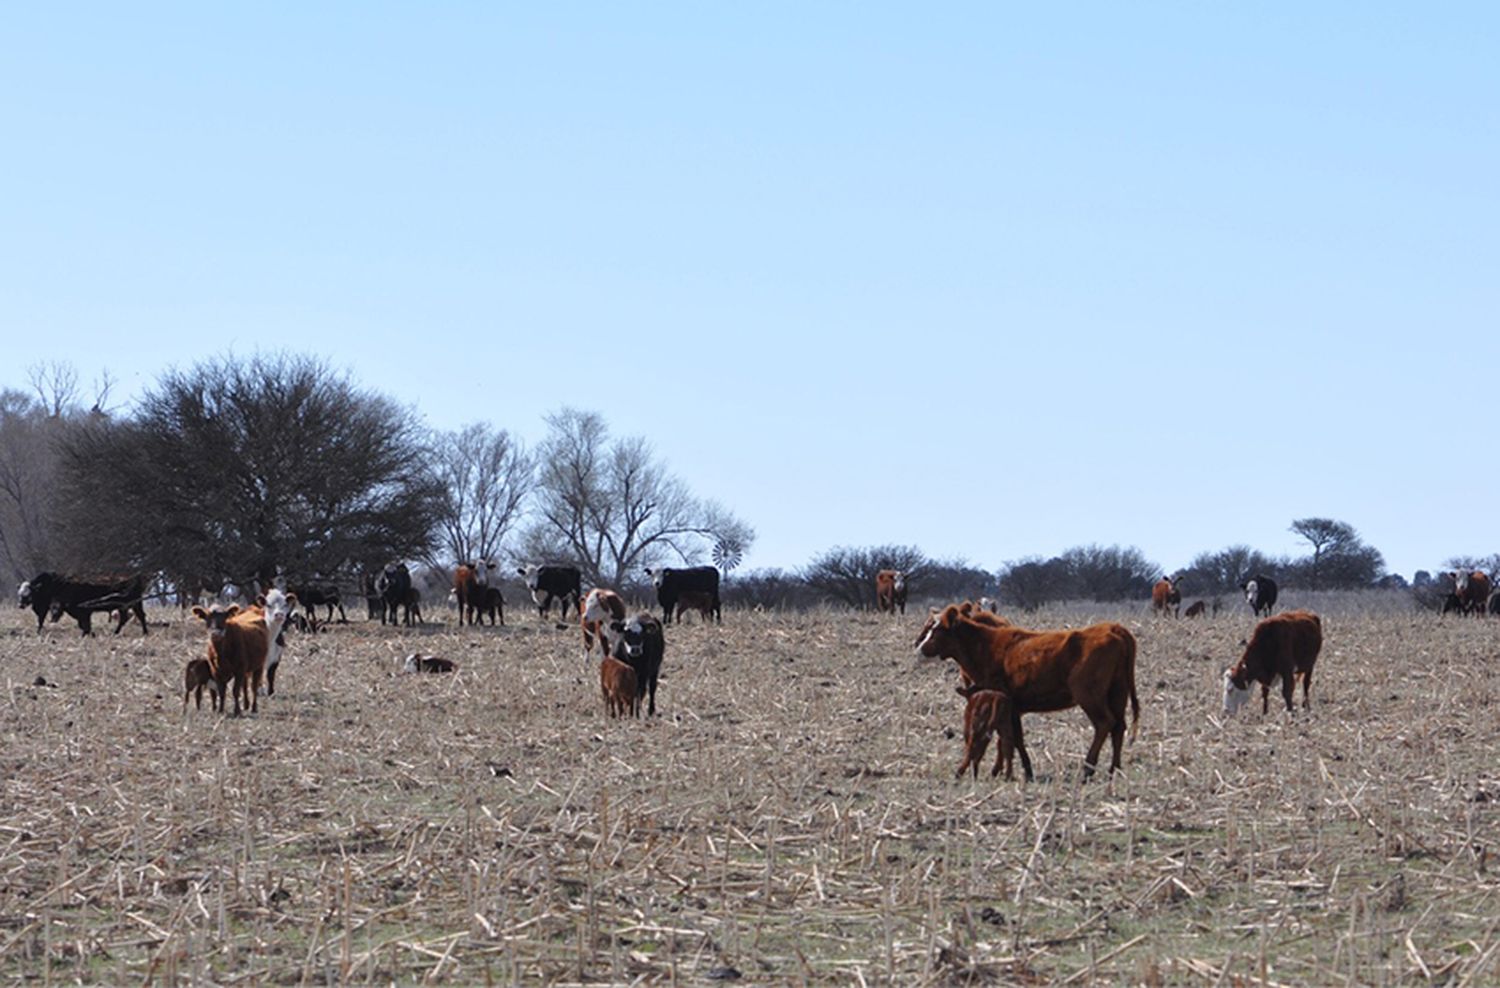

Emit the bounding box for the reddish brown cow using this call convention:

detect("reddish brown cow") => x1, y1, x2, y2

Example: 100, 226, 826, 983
1151, 577, 1180, 617
1223, 609, 1322, 715
182, 657, 222, 711
875, 570, 907, 614
581, 588, 626, 659
915, 605, 1140, 779
1183, 600, 1207, 619
957, 689, 1018, 780
917, 602, 1010, 695
190, 604, 273, 715
1455, 571, 1493, 616
600, 656, 639, 718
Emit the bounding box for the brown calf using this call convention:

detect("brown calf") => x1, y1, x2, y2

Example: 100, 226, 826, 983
674, 590, 716, 623
182, 657, 223, 711
600, 656, 639, 718
916, 605, 1140, 779
957, 689, 1018, 780
1183, 600, 1207, 618
1223, 609, 1322, 715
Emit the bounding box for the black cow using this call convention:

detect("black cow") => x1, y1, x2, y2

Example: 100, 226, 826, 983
1239, 575, 1278, 617
289, 584, 347, 628
1489, 592, 1500, 616
361, 572, 382, 620
1443, 592, 1466, 615
609, 613, 666, 716
517, 564, 581, 619
645, 566, 721, 625
376, 564, 415, 626
18, 572, 148, 636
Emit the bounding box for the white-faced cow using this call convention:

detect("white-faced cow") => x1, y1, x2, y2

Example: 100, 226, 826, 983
1240, 575, 1278, 616
1222, 609, 1322, 716
257, 588, 299, 697
875, 570, 908, 615
1454, 570, 1493, 616
581, 588, 627, 660
645, 566, 721, 624
518, 564, 582, 620
18, 572, 148, 636
1151, 576, 1181, 617
609, 613, 666, 716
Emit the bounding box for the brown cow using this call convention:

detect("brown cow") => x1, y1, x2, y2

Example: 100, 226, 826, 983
1222, 609, 1322, 715
915, 605, 1140, 779
956, 689, 1018, 780
581, 588, 627, 659
182, 657, 222, 712
1183, 600, 1207, 619
875, 570, 908, 614
917, 602, 1010, 696
600, 656, 639, 718
1455, 571, 1493, 616
674, 590, 716, 623
190, 603, 272, 715
1151, 576, 1180, 617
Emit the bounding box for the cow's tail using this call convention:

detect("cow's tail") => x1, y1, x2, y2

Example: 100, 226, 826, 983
1125, 629, 1141, 744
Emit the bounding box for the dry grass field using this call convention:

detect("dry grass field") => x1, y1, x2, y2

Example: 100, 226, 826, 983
3, 594, 1500, 985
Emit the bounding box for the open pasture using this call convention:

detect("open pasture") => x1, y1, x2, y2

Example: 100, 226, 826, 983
2, 599, 1499, 985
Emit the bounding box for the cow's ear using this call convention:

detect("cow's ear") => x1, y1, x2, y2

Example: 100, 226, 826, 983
192, 606, 208, 620
225, 605, 241, 618
610, 620, 625, 632
285, 593, 298, 606
256, 594, 268, 606
938, 605, 960, 628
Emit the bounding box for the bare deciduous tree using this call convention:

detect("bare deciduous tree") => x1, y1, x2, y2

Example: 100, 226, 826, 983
525, 408, 754, 588
0, 389, 64, 586
431, 423, 534, 566
27, 361, 80, 418
801, 544, 928, 610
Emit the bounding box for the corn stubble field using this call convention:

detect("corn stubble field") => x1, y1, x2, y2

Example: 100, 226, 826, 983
2, 596, 1499, 985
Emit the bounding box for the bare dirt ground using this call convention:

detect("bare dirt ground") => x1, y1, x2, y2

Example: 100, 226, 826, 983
3, 596, 1500, 985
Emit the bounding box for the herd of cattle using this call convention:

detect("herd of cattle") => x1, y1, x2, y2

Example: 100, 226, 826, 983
16, 563, 1496, 782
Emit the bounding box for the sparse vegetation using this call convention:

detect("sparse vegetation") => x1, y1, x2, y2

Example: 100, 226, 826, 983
3, 598, 1499, 984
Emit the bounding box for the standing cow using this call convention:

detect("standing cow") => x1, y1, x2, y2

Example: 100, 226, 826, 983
1222, 609, 1322, 715
1151, 576, 1181, 618
1240, 575, 1278, 617
377, 563, 415, 626
1454, 570, 1493, 616
518, 563, 582, 620
875, 570, 908, 615
646, 566, 721, 624
609, 613, 666, 716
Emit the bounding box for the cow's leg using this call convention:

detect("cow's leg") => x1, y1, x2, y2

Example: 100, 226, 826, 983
1010, 712, 1035, 782
1109, 718, 1126, 773
1081, 705, 1116, 778
1282, 673, 1297, 712
1301, 667, 1314, 709
266, 662, 277, 697
78, 611, 93, 636
1261, 683, 1272, 715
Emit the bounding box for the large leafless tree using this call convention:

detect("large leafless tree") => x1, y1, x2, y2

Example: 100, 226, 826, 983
524, 408, 754, 588
430, 423, 534, 566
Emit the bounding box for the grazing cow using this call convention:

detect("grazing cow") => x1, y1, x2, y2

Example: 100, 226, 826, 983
1222, 609, 1322, 715
645, 566, 721, 624
401, 653, 457, 673
1240, 575, 1278, 616
581, 588, 627, 659
915, 605, 1140, 779
518, 563, 583, 620
189, 603, 278, 715
18, 572, 148, 636
182, 657, 223, 712
377, 563, 414, 626
1151, 576, 1181, 618
956, 689, 1018, 781
1183, 600, 1208, 619
674, 590, 717, 623
600, 656, 640, 718
362, 572, 382, 620
1454, 571, 1493, 616
609, 614, 666, 716
290, 584, 346, 626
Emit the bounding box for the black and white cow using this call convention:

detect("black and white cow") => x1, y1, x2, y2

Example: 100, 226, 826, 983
645, 566, 721, 625
18, 572, 148, 636
609, 613, 666, 716
377, 563, 415, 626
1239, 575, 1278, 617
517, 564, 582, 620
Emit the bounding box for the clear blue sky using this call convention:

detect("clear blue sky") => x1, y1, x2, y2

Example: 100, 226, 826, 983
4, 4, 1496, 580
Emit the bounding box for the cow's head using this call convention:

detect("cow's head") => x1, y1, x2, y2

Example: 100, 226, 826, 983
644, 567, 666, 590
519, 563, 542, 590
16, 581, 31, 608
258, 588, 298, 633
192, 604, 242, 643
1222, 667, 1251, 715
914, 605, 962, 659
472, 559, 499, 586
893, 572, 907, 593
1243, 579, 1258, 605
582, 588, 612, 623
610, 616, 655, 659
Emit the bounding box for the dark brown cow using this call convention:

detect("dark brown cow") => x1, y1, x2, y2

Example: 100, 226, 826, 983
875, 570, 908, 614
915, 605, 1140, 779
600, 656, 639, 718
1455, 571, 1493, 616
674, 590, 716, 623
1222, 609, 1322, 715
1151, 576, 1180, 617
182, 657, 222, 712
1183, 600, 1207, 619
956, 689, 1018, 780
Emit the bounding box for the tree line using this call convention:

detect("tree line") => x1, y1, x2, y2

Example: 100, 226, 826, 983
0, 354, 752, 599
1, 355, 1491, 611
